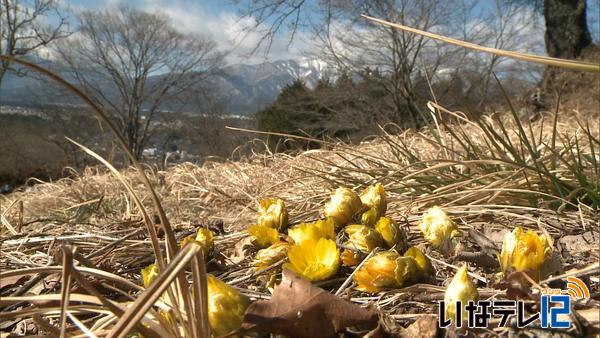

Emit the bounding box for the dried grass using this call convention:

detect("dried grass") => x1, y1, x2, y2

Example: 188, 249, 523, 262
1, 102, 598, 336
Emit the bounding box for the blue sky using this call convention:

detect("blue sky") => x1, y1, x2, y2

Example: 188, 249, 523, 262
61, 0, 599, 65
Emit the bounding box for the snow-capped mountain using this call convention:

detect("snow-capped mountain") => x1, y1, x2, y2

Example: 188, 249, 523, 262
0, 58, 333, 115
211, 58, 333, 114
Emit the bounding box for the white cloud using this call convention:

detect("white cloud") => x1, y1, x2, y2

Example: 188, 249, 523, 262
135, 0, 310, 65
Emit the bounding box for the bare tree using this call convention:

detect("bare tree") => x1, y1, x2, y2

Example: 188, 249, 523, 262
0, 0, 69, 87
56, 5, 223, 158
318, 1, 468, 127
236, 0, 547, 120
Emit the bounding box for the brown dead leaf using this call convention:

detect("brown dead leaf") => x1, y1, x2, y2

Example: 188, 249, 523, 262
228, 236, 255, 265
398, 315, 438, 338
0, 275, 30, 290
241, 268, 379, 337
366, 314, 438, 338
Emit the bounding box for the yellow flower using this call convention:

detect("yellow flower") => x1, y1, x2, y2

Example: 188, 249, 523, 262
419, 206, 459, 250
360, 183, 387, 226
253, 241, 290, 270
444, 265, 478, 320
287, 218, 335, 244
341, 224, 384, 266
375, 217, 405, 249
340, 249, 364, 266
498, 226, 551, 280
324, 187, 363, 226
141, 263, 159, 288
353, 251, 418, 293
248, 224, 279, 248
403, 246, 434, 280
284, 238, 340, 282
207, 274, 250, 337
257, 198, 288, 230
361, 207, 380, 227
344, 224, 384, 253
180, 228, 215, 260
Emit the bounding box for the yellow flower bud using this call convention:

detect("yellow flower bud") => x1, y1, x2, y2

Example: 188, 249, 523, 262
498, 226, 551, 280
141, 263, 159, 288
403, 246, 434, 280
444, 265, 478, 320
253, 241, 290, 270
360, 183, 387, 226
287, 218, 335, 244
375, 217, 406, 249
353, 251, 418, 293
207, 274, 250, 336
419, 206, 459, 250
141, 263, 174, 309
257, 198, 288, 230
180, 228, 215, 260
248, 224, 279, 248
324, 187, 363, 226
344, 224, 384, 253
361, 207, 380, 227
284, 238, 340, 282
340, 249, 365, 266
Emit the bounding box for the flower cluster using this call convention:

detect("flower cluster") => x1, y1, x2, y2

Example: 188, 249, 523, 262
136, 187, 556, 336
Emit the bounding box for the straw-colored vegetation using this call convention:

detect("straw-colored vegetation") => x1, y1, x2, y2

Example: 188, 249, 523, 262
1, 96, 598, 335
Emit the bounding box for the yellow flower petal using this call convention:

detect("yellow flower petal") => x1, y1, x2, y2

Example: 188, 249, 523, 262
375, 217, 405, 249
180, 228, 215, 260
498, 226, 551, 280
285, 238, 340, 281
444, 265, 478, 320
419, 206, 459, 250
341, 249, 364, 266
287, 218, 335, 244
344, 224, 384, 253
248, 224, 279, 248
253, 241, 290, 270
258, 198, 288, 230
353, 251, 418, 293
324, 187, 362, 227
207, 274, 250, 336
360, 183, 387, 226
403, 246, 434, 279
141, 263, 159, 288
361, 207, 380, 227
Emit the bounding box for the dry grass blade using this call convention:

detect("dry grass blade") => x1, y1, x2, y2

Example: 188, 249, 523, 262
60, 246, 74, 337
362, 15, 600, 73
6, 265, 140, 288
65, 138, 162, 266
107, 243, 205, 338
0, 54, 178, 266
191, 250, 209, 337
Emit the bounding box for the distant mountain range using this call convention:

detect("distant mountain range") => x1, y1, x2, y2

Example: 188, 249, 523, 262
0, 58, 332, 115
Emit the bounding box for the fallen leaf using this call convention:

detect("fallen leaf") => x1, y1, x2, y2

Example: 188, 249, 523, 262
366, 314, 438, 338
493, 271, 536, 300
0, 275, 30, 289
398, 315, 438, 338
228, 236, 255, 264
241, 268, 379, 337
